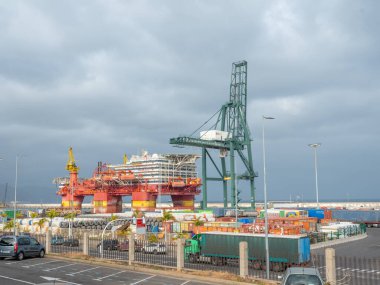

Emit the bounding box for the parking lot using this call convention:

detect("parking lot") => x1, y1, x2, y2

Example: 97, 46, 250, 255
0, 256, 217, 285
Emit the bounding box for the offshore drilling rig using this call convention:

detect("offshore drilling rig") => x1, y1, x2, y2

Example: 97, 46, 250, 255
54, 148, 201, 213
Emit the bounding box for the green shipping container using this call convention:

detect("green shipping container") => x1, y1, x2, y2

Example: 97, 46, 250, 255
200, 232, 310, 264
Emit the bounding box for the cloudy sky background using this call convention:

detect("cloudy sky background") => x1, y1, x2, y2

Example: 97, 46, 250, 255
0, 0, 379, 204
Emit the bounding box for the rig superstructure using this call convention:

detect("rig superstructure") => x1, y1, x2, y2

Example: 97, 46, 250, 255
54, 148, 201, 213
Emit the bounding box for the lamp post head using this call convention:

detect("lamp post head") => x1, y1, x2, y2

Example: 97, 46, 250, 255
263, 116, 275, 120
308, 143, 321, 148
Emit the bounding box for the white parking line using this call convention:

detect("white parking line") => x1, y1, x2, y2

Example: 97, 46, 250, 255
129, 275, 156, 285
0, 274, 36, 285
93, 270, 126, 281
66, 266, 100, 276
22, 260, 61, 268
43, 263, 77, 271
180, 281, 190, 285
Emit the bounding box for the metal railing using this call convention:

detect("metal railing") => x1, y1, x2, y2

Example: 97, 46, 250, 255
134, 240, 176, 267
3, 230, 379, 283
88, 236, 129, 261
312, 253, 380, 285
308, 225, 366, 244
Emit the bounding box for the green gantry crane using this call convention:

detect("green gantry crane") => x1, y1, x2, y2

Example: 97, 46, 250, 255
170, 60, 257, 210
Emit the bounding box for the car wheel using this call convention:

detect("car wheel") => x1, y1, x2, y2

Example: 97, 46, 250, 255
153, 249, 158, 255
17, 252, 24, 261
189, 254, 197, 263
211, 257, 218, 266
252, 260, 261, 270
39, 250, 45, 258
272, 262, 283, 272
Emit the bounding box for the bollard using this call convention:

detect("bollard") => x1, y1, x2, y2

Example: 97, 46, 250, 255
239, 241, 248, 278
177, 238, 185, 271
128, 233, 135, 266
83, 232, 89, 256
45, 229, 51, 254
325, 248, 336, 284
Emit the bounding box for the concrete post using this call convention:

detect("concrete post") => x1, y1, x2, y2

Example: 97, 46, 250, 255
239, 241, 248, 278
177, 238, 185, 271
128, 233, 135, 266
83, 232, 89, 256
45, 229, 51, 254
325, 248, 336, 284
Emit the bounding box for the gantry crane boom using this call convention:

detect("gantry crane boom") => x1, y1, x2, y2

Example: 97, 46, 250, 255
170, 61, 257, 210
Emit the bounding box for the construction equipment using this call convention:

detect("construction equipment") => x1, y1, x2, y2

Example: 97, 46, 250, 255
170, 61, 257, 209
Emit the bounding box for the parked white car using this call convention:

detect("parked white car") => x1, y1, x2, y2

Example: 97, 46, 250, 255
281, 267, 324, 285
141, 243, 166, 254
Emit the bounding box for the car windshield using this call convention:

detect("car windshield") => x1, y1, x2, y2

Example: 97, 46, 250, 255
0, 237, 15, 246
285, 274, 322, 285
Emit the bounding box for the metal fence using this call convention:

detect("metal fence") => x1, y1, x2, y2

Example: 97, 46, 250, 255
134, 239, 176, 267
312, 254, 380, 285
88, 236, 129, 261
29, 233, 46, 248
184, 242, 240, 276
50, 234, 83, 255
3, 230, 380, 284
308, 226, 366, 244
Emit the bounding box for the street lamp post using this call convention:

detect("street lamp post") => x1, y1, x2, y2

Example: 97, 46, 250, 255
100, 218, 128, 258
308, 143, 321, 209
262, 116, 275, 279
14, 155, 19, 235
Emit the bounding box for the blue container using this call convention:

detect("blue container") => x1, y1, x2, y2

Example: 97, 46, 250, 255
307, 209, 325, 219
298, 236, 311, 263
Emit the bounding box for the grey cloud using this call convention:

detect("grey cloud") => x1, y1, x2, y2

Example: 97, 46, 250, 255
0, 0, 378, 203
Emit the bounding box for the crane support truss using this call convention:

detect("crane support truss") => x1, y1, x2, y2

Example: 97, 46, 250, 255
170, 61, 257, 210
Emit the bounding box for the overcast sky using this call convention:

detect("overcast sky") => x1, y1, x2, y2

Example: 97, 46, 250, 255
0, 1, 379, 204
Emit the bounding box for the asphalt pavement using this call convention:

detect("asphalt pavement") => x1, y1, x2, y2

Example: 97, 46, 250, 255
312, 228, 380, 285
0, 256, 218, 285
312, 227, 380, 258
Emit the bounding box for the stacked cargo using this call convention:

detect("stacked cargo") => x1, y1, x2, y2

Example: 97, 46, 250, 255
259, 209, 308, 219
251, 217, 318, 235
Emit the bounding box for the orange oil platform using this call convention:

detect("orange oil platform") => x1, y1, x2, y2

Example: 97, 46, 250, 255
54, 148, 201, 213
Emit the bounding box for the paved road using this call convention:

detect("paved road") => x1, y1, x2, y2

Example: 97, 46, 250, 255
313, 227, 380, 258
312, 228, 380, 285
0, 256, 217, 285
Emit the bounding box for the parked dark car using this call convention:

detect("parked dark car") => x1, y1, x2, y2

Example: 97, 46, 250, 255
63, 238, 79, 247
118, 240, 143, 252
281, 267, 324, 285
0, 235, 45, 261
51, 236, 64, 245
97, 239, 119, 251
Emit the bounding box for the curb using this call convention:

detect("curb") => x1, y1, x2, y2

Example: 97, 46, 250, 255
311, 233, 368, 250
46, 253, 279, 285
